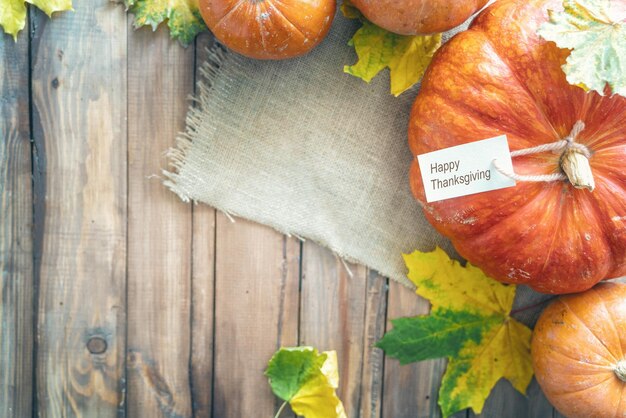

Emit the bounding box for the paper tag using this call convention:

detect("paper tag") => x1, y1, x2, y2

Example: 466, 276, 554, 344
417, 135, 516, 203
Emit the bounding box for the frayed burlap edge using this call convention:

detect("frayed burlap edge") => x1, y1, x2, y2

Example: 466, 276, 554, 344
163, 43, 416, 288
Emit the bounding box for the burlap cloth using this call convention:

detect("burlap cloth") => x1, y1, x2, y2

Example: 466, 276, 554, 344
164, 8, 552, 323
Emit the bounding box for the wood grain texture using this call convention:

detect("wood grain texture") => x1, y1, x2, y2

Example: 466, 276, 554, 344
469, 380, 538, 418
5, 6, 565, 416
31, 2, 128, 415
382, 281, 449, 418
0, 24, 34, 418
190, 202, 215, 417
212, 215, 300, 418
300, 243, 386, 418
126, 23, 194, 418
466, 377, 556, 418
358, 271, 387, 418
189, 31, 216, 418
526, 380, 556, 418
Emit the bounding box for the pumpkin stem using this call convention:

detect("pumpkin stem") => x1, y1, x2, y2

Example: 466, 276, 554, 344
560, 149, 595, 191
614, 360, 626, 382
559, 121, 595, 192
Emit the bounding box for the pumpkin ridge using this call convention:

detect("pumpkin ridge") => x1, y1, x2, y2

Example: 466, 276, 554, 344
427, 192, 526, 248
537, 187, 566, 275
419, 29, 559, 149
580, 118, 626, 152
592, 143, 626, 157
268, 1, 307, 39
589, 286, 626, 363
422, 88, 556, 151
540, 346, 615, 373
579, 173, 623, 276
472, 7, 562, 141
561, 298, 620, 362
214, 0, 248, 27
548, 373, 615, 397
255, 3, 269, 51
592, 288, 626, 361
450, 184, 562, 281
586, 128, 626, 152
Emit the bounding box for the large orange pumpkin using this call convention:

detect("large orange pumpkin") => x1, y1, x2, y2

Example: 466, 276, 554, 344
408, 0, 626, 294
199, 0, 336, 60
350, 0, 489, 35
532, 282, 626, 418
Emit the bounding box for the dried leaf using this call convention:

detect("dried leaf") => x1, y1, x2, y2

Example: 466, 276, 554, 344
124, 0, 207, 46
538, 0, 626, 97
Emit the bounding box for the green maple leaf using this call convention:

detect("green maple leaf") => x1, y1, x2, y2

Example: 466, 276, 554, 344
341, 0, 442, 96
377, 247, 533, 418
265, 347, 347, 418
1, 0, 72, 40
123, 0, 207, 46
538, 0, 626, 97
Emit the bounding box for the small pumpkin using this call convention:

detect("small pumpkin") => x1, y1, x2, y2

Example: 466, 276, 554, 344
199, 0, 336, 60
408, 0, 626, 294
350, 0, 489, 35
532, 282, 626, 418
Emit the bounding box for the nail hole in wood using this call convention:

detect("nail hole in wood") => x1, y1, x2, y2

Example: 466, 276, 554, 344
51, 78, 60, 89
87, 337, 107, 355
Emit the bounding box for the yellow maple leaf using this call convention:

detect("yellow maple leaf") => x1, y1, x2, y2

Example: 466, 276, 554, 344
404, 247, 516, 315
378, 247, 533, 417
1, 0, 73, 40
342, 1, 442, 96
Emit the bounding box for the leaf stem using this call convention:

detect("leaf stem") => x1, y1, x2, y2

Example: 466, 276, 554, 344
509, 297, 557, 316
274, 401, 289, 418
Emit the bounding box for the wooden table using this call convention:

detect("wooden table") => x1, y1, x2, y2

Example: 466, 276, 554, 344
1, 2, 560, 417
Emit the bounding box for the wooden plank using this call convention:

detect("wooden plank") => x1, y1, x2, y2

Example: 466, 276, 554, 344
126, 24, 194, 417
189, 31, 216, 418
467, 377, 554, 417
527, 380, 556, 418
469, 380, 531, 418
190, 202, 215, 418
31, 1, 128, 415
299, 244, 386, 418
212, 216, 300, 418
382, 281, 450, 418
359, 271, 387, 418
0, 21, 34, 418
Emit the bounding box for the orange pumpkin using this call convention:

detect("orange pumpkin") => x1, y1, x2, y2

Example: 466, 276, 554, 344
199, 0, 336, 60
408, 0, 626, 294
350, 0, 489, 35
532, 282, 626, 418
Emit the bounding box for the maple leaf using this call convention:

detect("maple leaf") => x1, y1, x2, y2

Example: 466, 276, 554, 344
377, 247, 533, 418
341, 0, 442, 96
265, 347, 347, 418
123, 0, 207, 46
538, 0, 626, 97
1, 0, 72, 40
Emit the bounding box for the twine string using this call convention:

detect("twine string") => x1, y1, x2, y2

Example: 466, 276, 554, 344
493, 121, 589, 183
